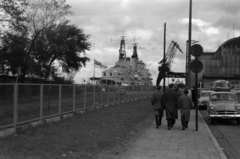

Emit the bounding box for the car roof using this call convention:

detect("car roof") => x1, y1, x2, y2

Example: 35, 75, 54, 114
211, 91, 235, 94
201, 91, 215, 93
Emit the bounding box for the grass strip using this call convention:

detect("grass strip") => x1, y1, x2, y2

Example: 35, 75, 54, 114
0, 98, 153, 159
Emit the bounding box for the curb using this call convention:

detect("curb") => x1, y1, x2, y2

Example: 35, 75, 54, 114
198, 110, 228, 159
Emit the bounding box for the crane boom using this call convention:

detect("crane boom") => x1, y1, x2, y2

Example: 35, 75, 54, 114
156, 40, 183, 86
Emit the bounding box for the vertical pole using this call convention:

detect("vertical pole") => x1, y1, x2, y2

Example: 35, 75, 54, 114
188, 0, 192, 88
13, 84, 18, 128
163, 23, 166, 92
40, 85, 43, 120
118, 86, 120, 103
47, 82, 52, 115
93, 84, 95, 108
84, 85, 86, 110
107, 85, 109, 105
93, 59, 95, 84
59, 85, 62, 114
73, 85, 76, 112
195, 56, 198, 131
101, 84, 103, 107
186, 40, 189, 85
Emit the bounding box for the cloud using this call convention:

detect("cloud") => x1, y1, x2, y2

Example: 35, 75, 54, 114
66, 0, 240, 85
127, 29, 153, 41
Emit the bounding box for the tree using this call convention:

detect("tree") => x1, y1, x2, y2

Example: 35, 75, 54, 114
34, 21, 91, 81
0, 0, 27, 80
0, 0, 91, 83
15, 0, 73, 83
0, 0, 26, 33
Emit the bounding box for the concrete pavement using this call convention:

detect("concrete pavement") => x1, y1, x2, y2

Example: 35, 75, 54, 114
120, 110, 228, 159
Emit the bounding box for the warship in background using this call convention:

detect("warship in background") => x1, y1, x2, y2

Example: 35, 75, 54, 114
100, 32, 153, 86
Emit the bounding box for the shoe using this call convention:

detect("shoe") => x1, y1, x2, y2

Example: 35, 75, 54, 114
168, 127, 171, 130
182, 127, 185, 130
156, 126, 159, 129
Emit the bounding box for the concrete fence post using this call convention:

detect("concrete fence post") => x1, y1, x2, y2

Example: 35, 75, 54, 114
118, 86, 120, 103
101, 85, 103, 107
107, 85, 109, 105
13, 84, 18, 128
40, 85, 43, 120
93, 85, 95, 108
73, 85, 76, 112
59, 85, 62, 114
84, 85, 86, 110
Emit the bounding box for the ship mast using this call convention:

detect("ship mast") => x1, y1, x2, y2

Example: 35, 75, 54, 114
119, 29, 127, 59
131, 37, 138, 59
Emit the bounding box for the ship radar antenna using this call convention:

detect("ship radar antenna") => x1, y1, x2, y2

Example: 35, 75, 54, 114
130, 37, 144, 59
111, 28, 130, 60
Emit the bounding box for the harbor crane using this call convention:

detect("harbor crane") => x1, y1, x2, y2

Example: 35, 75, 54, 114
156, 40, 183, 86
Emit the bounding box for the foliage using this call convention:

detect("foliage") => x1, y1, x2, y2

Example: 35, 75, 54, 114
0, 0, 27, 33
0, 0, 91, 84
34, 20, 90, 80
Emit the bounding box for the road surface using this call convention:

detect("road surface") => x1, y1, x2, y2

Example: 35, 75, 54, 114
200, 110, 240, 159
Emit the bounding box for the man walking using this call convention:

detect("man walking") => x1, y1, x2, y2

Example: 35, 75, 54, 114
178, 89, 194, 130
162, 84, 179, 130
151, 86, 164, 129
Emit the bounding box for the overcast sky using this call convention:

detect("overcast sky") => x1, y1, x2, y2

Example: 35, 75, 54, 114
65, 0, 240, 85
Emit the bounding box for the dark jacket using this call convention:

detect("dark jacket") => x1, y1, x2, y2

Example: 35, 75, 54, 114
162, 89, 179, 119
151, 91, 164, 116
178, 94, 193, 121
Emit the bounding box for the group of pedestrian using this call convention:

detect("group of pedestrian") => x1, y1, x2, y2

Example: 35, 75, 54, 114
151, 84, 194, 130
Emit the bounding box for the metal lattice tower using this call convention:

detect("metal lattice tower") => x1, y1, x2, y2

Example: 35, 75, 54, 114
156, 40, 183, 86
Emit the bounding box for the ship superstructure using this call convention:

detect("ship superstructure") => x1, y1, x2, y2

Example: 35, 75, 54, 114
101, 32, 152, 86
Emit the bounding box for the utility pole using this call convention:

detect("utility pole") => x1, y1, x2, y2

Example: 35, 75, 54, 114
187, 0, 192, 88
163, 23, 166, 92
186, 40, 189, 85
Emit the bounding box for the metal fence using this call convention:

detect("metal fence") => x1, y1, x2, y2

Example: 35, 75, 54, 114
0, 83, 154, 130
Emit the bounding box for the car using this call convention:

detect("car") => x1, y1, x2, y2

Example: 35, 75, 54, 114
207, 91, 240, 125
198, 91, 214, 110
231, 88, 240, 94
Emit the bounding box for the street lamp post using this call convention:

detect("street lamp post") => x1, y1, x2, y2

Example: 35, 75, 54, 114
187, 0, 192, 88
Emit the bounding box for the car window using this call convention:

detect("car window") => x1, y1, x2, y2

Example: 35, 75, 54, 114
211, 94, 236, 102
201, 92, 210, 97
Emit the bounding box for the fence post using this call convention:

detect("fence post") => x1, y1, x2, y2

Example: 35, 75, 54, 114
118, 86, 120, 103
40, 85, 43, 121
93, 85, 95, 108
13, 84, 18, 128
113, 85, 115, 103
73, 85, 76, 112
59, 85, 62, 115
107, 85, 109, 105
84, 85, 86, 110
101, 85, 103, 107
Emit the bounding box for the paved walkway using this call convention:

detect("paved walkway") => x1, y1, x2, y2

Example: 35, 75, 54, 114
120, 110, 228, 159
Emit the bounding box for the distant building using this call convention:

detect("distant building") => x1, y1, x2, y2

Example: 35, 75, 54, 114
191, 36, 240, 88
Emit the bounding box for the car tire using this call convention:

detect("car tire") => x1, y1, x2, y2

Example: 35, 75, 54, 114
237, 119, 240, 125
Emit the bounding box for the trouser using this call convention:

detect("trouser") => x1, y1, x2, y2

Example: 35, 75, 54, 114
167, 119, 176, 128
181, 114, 189, 127
155, 115, 162, 126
